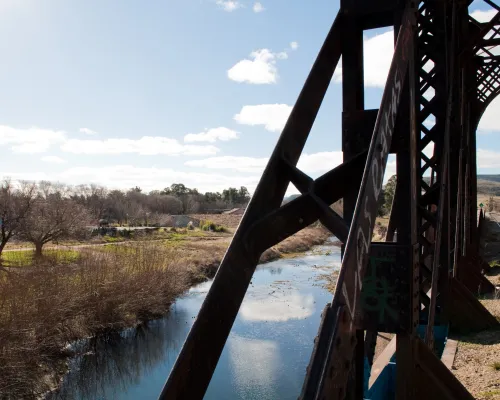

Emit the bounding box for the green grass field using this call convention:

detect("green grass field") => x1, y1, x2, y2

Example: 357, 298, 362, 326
1, 249, 80, 267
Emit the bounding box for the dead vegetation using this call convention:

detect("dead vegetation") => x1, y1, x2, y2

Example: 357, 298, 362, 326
260, 226, 332, 262
0, 244, 191, 398
188, 213, 242, 229
0, 225, 330, 399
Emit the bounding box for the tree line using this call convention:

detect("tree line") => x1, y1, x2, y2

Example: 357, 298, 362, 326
0, 180, 251, 258
378, 175, 397, 217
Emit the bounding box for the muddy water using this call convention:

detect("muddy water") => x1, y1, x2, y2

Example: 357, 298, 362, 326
50, 240, 341, 400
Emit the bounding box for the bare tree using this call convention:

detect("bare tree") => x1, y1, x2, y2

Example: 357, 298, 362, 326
147, 193, 183, 215
72, 184, 108, 220
0, 179, 37, 257
105, 190, 129, 224
185, 195, 201, 213
19, 182, 91, 257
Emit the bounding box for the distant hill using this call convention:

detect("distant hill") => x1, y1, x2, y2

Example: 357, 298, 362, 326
477, 175, 500, 183
477, 178, 500, 195
422, 175, 500, 196
284, 175, 500, 201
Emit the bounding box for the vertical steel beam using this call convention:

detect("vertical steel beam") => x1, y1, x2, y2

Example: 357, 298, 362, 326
342, 16, 365, 226
341, 15, 365, 400
425, 0, 455, 347
396, 4, 420, 398
313, 6, 416, 398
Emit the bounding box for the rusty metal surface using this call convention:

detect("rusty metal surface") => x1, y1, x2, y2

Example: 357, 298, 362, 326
301, 3, 417, 398
154, 0, 500, 398
360, 243, 412, 333
425, 0, 457, 348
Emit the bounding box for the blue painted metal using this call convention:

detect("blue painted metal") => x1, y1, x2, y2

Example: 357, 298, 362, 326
417, 324, 449, 357
364, 324, 450, 399
364, 358, 396, 400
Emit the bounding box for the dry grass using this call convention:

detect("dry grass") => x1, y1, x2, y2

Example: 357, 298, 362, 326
188, 213, 242, 229
0, 225, 330, 399
0, 244, 191, 399
260, 226, 332, 262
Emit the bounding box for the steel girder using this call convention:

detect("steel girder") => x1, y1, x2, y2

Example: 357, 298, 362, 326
156, 0, 499, 399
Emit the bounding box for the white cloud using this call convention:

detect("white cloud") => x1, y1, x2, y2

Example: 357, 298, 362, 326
41, 155, 66, 164
60, 137, 219, 156
385, 155, 397, 182
477, 148, 500, 168
0, 125, 66, 153
470, 9, 496, 22
253, 2, 264, 12
216, 0, 241, 12
0, 171, 50, 183
0, 166, 260, 193
184, 127, 239, 143
234, 104, 292, 132
185, 151, 344, 177
479, 96, 500, 132
298, 152, 343, 174
334, 29, 394, 87
276, 51, 288, 60
79, 127, 98, 136
56, 165, 260, 193
186, 156, 268, 173
228, 41, 299, 84
228, 49, 279, 84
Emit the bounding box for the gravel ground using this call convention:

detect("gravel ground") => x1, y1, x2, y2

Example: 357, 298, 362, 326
452, 299, 500, 399
451, 214, 500, 399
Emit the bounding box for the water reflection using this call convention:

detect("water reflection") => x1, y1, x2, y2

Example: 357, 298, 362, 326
228, 335, 280, 398
240, 290, 315, 322
51, 244, 342, 400
268, 266, 283, 275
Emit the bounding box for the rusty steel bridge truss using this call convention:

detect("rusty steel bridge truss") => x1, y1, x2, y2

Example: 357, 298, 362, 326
158, 0, 500, 398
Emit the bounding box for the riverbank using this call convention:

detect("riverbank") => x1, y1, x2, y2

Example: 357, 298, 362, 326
49, 241, 342, 400
0, 226, 332, 399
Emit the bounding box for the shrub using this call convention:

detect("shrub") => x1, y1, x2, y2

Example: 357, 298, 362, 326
0, 243, 189, 398
199, 219, 227, 232
119, 229, 132, 238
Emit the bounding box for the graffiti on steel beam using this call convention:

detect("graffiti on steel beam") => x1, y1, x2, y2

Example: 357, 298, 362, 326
336, 6, 414, 333
361, 257, 398, 323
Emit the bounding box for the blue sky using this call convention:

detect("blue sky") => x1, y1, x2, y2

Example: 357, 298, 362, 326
0, 0, 499, 194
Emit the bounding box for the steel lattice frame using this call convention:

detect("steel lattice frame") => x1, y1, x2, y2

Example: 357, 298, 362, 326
156, 0, 499, 399
415, 0, 451, 349
473, 0, 500, 114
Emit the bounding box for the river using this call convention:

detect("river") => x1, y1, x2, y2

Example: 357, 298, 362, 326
49, 239, 341, 400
